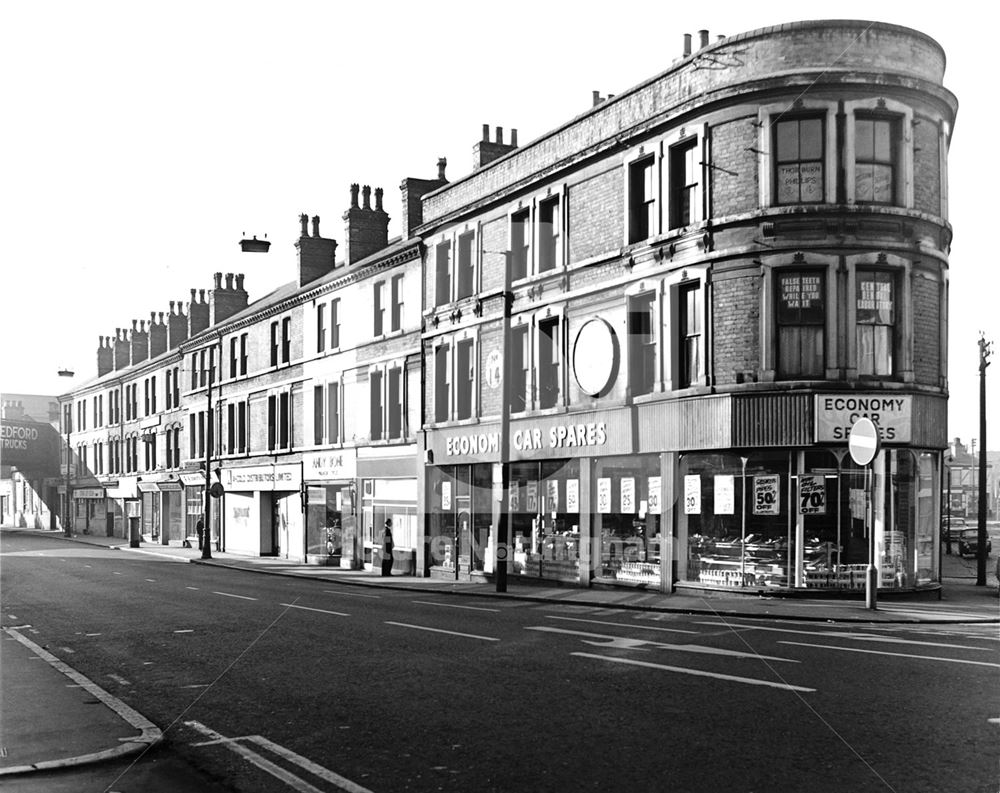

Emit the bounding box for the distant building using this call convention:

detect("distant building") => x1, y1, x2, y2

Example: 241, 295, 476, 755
1, 394, 61, 528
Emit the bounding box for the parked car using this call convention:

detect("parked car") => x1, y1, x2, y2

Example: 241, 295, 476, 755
956, 527, 992, 557
943, 517, 967, 542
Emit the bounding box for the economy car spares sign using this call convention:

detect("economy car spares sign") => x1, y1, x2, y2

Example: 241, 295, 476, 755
814, 394, 911, 443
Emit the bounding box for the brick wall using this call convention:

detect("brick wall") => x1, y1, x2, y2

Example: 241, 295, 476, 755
568, 167, 622, 263
710, 118, 758, 218
912, 273, 941, 385
480, 217, 507, 292
478, 321, 503, 418
913, 119, 942, 217
712, 271, 761, 385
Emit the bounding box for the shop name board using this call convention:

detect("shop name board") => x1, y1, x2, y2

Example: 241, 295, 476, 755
73, 488, 104, 499
513, 422, 607, 452
223, 465, 301, 491
815, 395, 911, 443
446, 433, 500, 457
305, 452, 356, 480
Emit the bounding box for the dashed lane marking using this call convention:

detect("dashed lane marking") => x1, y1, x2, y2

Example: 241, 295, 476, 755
59, 646, 76, 654
322, 589, 380, 599
145, 578, 157, 582
212, 591, 258, 601
85, 633, 102, 637
693, 621, 994, 651
412, 600, 501, 613
385, 621, 498, 642
572, 652, 816, 692
174, 629, 194, 634
779, 641, 1000, 668
185, 586, 200, 590
279, 603, 349, 617
108, 674, 131, 686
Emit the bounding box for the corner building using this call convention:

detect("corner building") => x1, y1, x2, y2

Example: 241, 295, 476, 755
418, 21, 956, 593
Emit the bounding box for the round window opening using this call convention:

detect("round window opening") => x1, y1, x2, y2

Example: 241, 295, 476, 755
573, 318, 618, 396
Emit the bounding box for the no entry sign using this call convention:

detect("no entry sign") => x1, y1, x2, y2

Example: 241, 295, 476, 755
848, 418, 880, 466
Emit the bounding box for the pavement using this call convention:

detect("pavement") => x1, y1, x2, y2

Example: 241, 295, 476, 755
1, 524, 998, 778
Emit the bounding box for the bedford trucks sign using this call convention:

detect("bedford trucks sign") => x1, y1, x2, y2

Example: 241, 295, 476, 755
814, 395, 911, 443
1, 419, 59, 473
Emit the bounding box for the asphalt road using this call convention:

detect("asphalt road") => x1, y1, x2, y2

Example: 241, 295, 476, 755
2, 532, 998, 793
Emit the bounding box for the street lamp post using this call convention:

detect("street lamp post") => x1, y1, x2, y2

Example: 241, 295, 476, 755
58, 369, 74, 537
202, 343, 216, 560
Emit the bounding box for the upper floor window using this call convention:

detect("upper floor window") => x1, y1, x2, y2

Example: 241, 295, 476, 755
172, 367, 180, 406
391, 274, 404, 332
854, 115, 899, 205
510, 325, 529, 413
510, 209, 530, 281
538, 196, 561, 273
435, 241, 451, 307
776, 270, 825, 378
455, 339, 474, 420
856, 270, 896, 376
270, 322, 279, 366
628, 293, 656, 398
387, 367, 403, 439
774, 117, 824, 205
370, 370, 384, 441
190, 353, 198, 389
281, 317, 291, 363
434, 344, 450, 423
538, 317, 561, 409
317, 303, 326, 353
166, 370, 173, 409
267, 392, 291, 451
230, 337, 239, 377
678, 283, 702, 388
330, 300, 341, 349
238, 335, 248, 376
457, 233, 475, 299
374, 281, 385, 337
628, 156, 656, 243
668, 138, 699, 229
150, 376, 157, 414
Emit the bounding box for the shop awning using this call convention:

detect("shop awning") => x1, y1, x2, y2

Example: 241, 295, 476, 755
180, 473, 205, 487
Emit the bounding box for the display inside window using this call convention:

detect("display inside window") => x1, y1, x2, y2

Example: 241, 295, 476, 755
593, 456, 662, 586
510, 459, 581, 583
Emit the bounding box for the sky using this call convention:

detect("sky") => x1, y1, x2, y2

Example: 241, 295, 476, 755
1, 1, 995, 447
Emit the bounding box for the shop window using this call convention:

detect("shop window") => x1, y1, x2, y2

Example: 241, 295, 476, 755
373, 281, 385, 337
628, 293, 656, 397
317, 303, 326, 353
455, 339, 474, 420
510, 208, 530, 281
773, 116, 824, 204
668, 138, 699, 229
510, 325, 529, 413
776, 270, 825, 378
678, 282, 702, 388
538, 196, 560, 273
628, 156, 656, 243
434, 344, 450, 423
370, 370, 383, 441
594, 456, 664, 585
457, 233, 475, 299
388, 367, 403, 439
856, 270, 896, 376
435, 240, 451, 307
854, 115, 900, 205
508, 460, 582, 582
538, 317, 561, 409
391, 273, 404, 332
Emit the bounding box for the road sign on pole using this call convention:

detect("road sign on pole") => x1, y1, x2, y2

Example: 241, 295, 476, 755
848, 418, 882, 610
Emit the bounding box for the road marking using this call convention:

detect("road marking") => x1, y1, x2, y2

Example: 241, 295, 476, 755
145, 578, 157, 583
85, 633, 102, 637
6, 615, 16, 620
988, 717, 1000, 726
174, 629, 195, 634
323, 589, 380, 599
694, 622, 992, 651
780, 641, 1000, 669
527, 626, 796, 662
59, 646, 76, 654
185, 720, 373, 793
572, 653, 816, 692
212, 591, 258, 601
548, 615, 696, 634
182, 684, 211, 689
112, 571, 123, 575
280, 603, 349, 617
385, 621, 499, 642
186, 586, 200, 590
412, 600, 501, 613
108, 673, 131, 686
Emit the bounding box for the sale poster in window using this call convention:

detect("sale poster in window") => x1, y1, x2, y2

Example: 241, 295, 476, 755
566, 479, 579, 512
441, 480, 452, 511
684, 475, 701, 515
620, 477, 635, 514
714, 475, 735, 515
798, 475, 827, 515
526, 482, 538, 513
509, 482, 520, 512
597, 478, 612, 514
546, 479, 559, 512
647, 476, 661, 514
753, 475, 780, 516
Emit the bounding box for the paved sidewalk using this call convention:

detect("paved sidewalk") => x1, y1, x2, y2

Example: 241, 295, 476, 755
16, 527, 1000, 624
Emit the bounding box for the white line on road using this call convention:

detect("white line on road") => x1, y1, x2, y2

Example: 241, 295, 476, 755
694, 621, 993, 651
59, 646, 75, 654
412, 600, 501, 613
112, 571, 123, 575
186, 586, 200, 590
779, 641, 1000, 668
548, 615, 697, 634
108, 673, 131, 686
174, 629, 194, 634
988, 717, 1000, 726
572, 652, 816, 692
385, 621, 499, 641
212, 591, 258, 601
323, 589, 380, 599
145, 578, 157, 582
279, 603, 349, 617
85, 633, 102, 637
184, 720, 373, 793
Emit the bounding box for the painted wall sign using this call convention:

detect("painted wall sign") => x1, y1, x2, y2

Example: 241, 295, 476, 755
753, 475, 780, 516
815, 394, 911, 443
485, 350, 502, 390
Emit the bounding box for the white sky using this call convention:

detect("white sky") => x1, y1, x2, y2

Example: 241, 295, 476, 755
2, 2, 995, 447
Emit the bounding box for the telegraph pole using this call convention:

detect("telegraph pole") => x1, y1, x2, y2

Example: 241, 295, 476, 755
976, 334, 991, 586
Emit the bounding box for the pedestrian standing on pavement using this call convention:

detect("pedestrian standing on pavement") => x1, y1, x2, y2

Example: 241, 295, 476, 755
381, 519, 394, 577
196, 518, 204, 551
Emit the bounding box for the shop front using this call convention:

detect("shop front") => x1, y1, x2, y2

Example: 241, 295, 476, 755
357, 447, 418, 574
137, 480, 161, 541
72, 487, 106, 535
303, 450, 357, 567
157, 479, 185, 545
179, 472, 218, 548
106, 477, 138, 539
221, 463, 303, 560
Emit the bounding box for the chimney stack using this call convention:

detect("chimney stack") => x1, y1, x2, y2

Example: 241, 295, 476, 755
149, 311, 167, 358
211, 271, 249, 324
129, 319, 149, 366
400, 159, 449, 240
113, 328, 130, 370
297, 214, 338, 286
97, 336, 113, 378
473, 123, 519, 169
188, 289, 210, 337
683, 33, 692, 57
167, 301, 188, 350
699, 29, 709, 49
343, 184, 389, 265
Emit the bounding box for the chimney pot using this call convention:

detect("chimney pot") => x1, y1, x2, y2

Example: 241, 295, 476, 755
132, 319, 137, 330
199, 289, 206, 303
717, 34, 725, 41
482, 123, 489, 142
190, 289, 197, 302
214, 272, 222, 289
150, 311, 156, 323
236, 273, 245, 291
511, 129, 518, 146
225, 273, 234, 289
158, 312, 164, 323
437, 157, 447, 181
312, 215, 320, 237
350, 183, 360, 208
699, 29, 709, 49
495, 126, 503, 144
593, 90, 601, 106
169, 301, 175, 313
362, 185, 371, 210
139, 320, 146, 332
683, 33, 692, 57
299, 213, 309, 237
374, 187, 384, 212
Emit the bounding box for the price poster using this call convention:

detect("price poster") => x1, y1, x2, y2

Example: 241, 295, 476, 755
620, 477, 635, 514
546, 480, 559, 512
597, 478, 612, 513
509, 482, 520, 512
647, 477, 661, 514
526, 482, 538, 513
684, 475, 701, 515
566, 479, 579, 513
753, 475, 780, 516
442, 481, 452, 511
798, 475, 827, 515
714, 475, 735, 515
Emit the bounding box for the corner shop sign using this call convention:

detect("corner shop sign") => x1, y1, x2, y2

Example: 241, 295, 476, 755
814, 395, 911, 443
